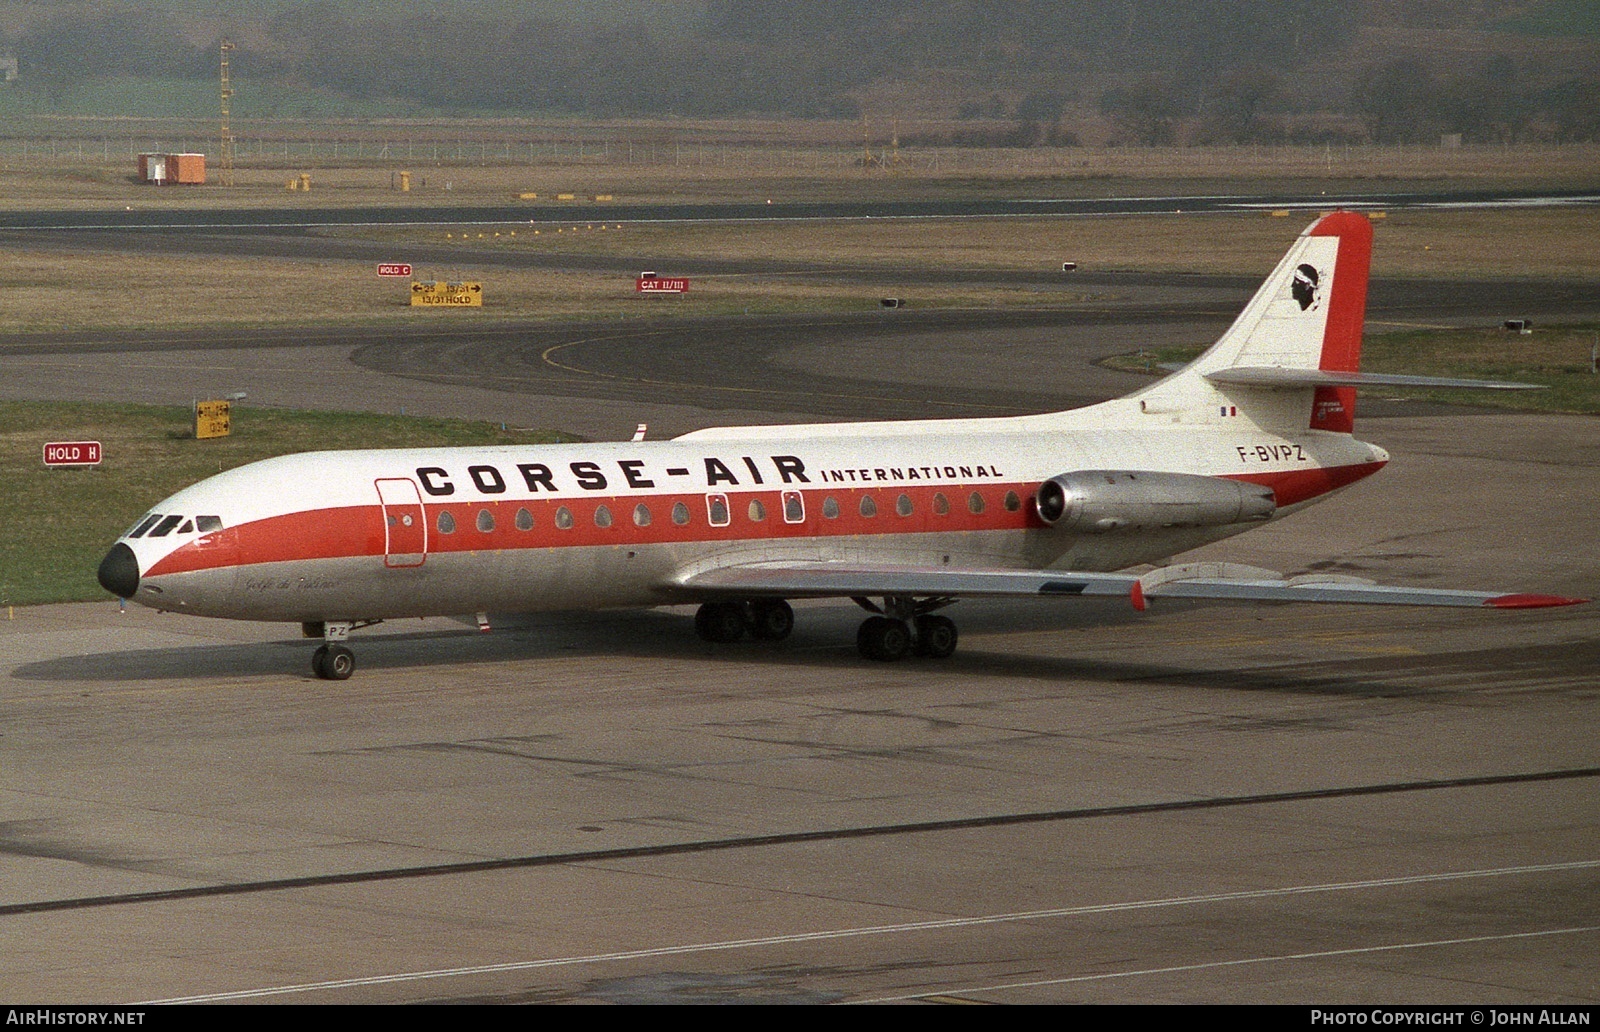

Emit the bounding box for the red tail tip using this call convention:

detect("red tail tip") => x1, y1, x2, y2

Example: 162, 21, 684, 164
1484, 593, 1589, 609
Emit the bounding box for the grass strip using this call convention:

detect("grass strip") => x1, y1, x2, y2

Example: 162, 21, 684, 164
0, 402, 566, 606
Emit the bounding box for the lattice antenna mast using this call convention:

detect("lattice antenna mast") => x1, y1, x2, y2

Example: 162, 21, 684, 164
219, 40, 236, 187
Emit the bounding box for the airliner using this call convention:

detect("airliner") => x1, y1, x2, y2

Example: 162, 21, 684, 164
96, 212, 1583, 679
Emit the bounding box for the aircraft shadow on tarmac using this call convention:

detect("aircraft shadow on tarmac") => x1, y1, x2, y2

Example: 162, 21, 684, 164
16, 602, 1596, 699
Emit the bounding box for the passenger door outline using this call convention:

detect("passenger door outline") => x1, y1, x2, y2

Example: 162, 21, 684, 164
376, 478, 428, 567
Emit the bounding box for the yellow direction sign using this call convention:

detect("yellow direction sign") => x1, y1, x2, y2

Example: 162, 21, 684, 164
194, 400, 231, 439
410, 281, 484, 307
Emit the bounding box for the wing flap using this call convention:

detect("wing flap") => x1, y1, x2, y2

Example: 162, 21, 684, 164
669, 561, 1585, 610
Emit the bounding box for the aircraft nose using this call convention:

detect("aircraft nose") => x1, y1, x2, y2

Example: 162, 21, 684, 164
97, 543, 140, 599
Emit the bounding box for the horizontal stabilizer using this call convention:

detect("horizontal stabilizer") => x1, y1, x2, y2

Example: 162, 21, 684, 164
669, 561, 1586, 610
1205, 367, 1542, 390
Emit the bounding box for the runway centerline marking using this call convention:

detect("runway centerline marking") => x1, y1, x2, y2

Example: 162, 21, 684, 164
138, 859, 1600, 1003
854, 924, 1600, 1003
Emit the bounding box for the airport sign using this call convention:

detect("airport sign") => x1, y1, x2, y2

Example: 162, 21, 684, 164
194, 400, 232, 439
42, 441, 102, 466
637, 276, 689, 293
410, 281, 484, 307
377, 263, 413, 277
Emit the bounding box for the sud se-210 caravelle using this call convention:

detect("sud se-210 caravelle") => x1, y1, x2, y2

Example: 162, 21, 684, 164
97, 212, 1585, 679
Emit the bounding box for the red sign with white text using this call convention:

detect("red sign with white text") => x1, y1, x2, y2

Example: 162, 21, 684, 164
377, 263, 414, 277
636, 277, 689, 293
43, 441, 102, 466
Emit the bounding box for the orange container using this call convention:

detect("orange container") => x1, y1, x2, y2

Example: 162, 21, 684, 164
169, 153, 206, 184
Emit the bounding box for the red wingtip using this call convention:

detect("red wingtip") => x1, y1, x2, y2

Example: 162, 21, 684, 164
1484, 593, 1590, 609
1130, 580, 1147, 612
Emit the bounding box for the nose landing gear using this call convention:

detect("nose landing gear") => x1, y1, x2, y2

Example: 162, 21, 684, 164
311, 643, 355, 680
304, 619, 380, 680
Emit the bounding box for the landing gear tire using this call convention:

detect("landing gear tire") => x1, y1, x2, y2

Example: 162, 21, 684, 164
748, 599, 795, 641
914, 614, 958, 659
312, 643, 355, 680
695, 601, 748, 643
858, 616, 912, 661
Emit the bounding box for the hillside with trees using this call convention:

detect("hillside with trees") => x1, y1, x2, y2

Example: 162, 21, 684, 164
0, 0, 1595, 142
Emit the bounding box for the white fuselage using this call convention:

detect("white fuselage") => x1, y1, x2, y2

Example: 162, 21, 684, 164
111, 396, 1388, 625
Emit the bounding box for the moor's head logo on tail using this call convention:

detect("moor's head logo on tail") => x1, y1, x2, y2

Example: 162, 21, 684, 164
1291, 264, 1321, 311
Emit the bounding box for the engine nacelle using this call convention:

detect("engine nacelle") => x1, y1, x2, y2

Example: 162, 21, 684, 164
1034, 470, 1276, 533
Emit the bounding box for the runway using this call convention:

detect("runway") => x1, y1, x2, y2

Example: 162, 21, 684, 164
1, 208, 1598, 1003
3, 188, 1596, 232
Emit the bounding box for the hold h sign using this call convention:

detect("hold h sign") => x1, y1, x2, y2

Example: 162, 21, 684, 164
44, 441, 102, 466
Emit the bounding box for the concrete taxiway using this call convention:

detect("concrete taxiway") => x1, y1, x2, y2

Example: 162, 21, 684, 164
1, 214, 1597, 1001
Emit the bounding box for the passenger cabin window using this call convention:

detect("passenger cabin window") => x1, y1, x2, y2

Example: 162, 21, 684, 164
515, 507, 534, 531
555, 506, 574, 530
822, 497, 840, 519
477, 509, 495, 533
707, 495, 730, 527
1004, 491, 1022, 512
933, 493, 950, 516
437, 511, 457, 534
594, 505, 613, 528
783, 491, 804, 524
672, 502, 691, 526
896, 494, 913, 517
859, 495, 877, 518
968, 492, 985, 515
748, 499, 766, 522
196, 516, 223, 533
147, 515, 184, 537
633, 504, 652, 527
127, 514, 162, 538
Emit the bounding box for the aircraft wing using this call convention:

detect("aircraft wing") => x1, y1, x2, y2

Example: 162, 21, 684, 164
670, 560, 1585, 610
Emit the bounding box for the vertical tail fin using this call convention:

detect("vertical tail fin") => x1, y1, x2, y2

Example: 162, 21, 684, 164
1142, 211, 1373, 434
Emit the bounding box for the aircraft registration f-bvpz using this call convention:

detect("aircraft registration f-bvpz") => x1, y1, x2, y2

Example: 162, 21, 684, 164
98, 212, 1584, 679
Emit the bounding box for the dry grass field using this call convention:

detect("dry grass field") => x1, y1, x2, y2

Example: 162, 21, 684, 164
0, 137, 1596, 208
0, 206, 1592, 336
369, 206, 1600, 279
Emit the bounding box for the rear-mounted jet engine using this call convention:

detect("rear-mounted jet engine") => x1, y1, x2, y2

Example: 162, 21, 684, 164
1035, 471, 1276, 533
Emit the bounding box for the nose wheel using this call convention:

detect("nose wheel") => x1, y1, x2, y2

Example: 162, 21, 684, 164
312, 643, 355, 680
305, 619, 378, 680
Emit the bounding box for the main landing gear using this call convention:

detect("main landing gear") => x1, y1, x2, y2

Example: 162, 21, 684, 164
854, 596, 957, 662
692, 597, 958, 662
304, 619, 380, 680
694, 599, 795, 644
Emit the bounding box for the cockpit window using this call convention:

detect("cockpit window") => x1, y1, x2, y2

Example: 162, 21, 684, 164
176, 520, 194, 534
127, 514, 162, 538
196, 516, 223, 533
147, 515, 184, 537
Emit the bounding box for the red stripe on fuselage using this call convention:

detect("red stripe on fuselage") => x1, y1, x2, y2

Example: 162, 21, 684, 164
143, 463, 1386, 578
1226, 459, 1386, 506
144, 482, 1044, 576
